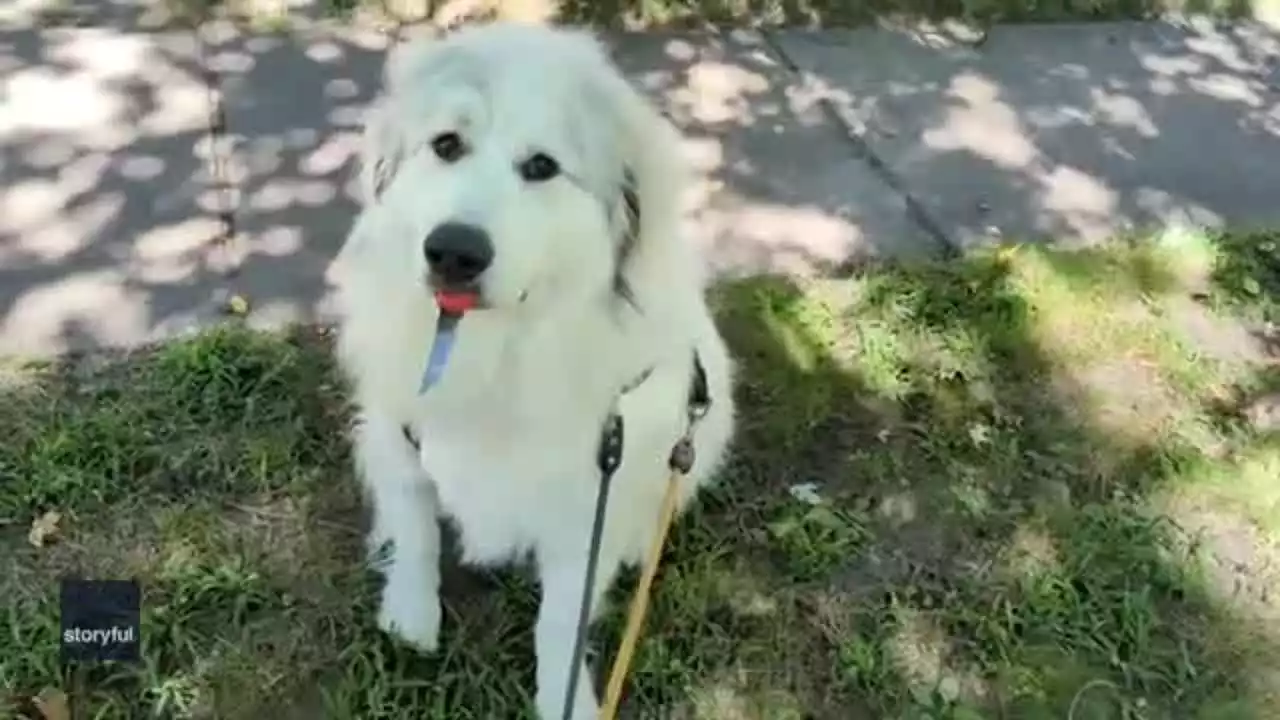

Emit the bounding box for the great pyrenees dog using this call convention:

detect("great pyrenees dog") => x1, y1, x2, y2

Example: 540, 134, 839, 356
331, 21, 736, 719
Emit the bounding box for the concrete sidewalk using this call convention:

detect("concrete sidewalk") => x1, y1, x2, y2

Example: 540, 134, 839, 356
3, 5, 1279, 356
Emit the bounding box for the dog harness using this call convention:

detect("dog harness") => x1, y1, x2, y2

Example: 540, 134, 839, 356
561, 351, 709, 720
397, 297, 710, 719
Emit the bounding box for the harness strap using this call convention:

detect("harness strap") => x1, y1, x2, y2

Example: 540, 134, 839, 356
561, 350, 709, 719
399, 363, 662, 451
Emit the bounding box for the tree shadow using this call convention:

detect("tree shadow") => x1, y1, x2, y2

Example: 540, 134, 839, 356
6, 11, 1279, 362
555, 0, 1255, 29
1, 1, 233, 357
600, 240, 1275, 717
3, 5, 1280, 717
2, 243, 1275, 717
773, 18, 1280, 251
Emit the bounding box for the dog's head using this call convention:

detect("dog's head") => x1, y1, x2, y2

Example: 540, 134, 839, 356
349, 23, 684, 314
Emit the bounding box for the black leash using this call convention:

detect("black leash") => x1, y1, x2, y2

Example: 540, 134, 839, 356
560, 410, 624, 719
561, 353, 709, 719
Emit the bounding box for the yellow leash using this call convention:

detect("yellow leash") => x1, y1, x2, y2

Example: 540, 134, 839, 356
562, 353, 709, 720
598, 469, 683, 719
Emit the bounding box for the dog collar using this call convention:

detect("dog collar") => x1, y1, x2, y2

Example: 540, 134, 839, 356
402, 361, 667, 452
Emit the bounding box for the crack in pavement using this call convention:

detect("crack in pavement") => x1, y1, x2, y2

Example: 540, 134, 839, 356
185, 15, 960, 281
759, 28, 960, 259
193, 14, 240, 280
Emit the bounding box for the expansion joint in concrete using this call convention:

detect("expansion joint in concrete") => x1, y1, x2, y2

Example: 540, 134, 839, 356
758, 29, 960, 259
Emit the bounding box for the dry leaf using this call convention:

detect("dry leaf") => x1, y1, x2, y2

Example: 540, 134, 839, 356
33, 688, 70, 720
28, 510, 62, 548
226, 294, 250, 316
788, 482, 823, 506
995, 244, 1020, 263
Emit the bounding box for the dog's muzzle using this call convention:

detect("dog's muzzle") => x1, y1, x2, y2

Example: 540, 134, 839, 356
423, 222, 493, 291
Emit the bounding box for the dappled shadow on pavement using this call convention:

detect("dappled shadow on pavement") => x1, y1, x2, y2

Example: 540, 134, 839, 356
202, 22, 941, 334
3, 15, 942, 356
775, 18, 1280, 249
4, 14, 1279, 359
1, 1, 229, 357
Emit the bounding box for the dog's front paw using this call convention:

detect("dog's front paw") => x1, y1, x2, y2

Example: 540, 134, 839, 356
376, 574, 441, 652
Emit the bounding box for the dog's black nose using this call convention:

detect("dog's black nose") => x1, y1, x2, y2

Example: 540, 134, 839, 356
423, 222, 493, 286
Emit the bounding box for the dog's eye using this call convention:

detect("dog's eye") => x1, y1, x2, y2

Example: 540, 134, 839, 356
518, 153, 560, 182
431, 132, 466, 163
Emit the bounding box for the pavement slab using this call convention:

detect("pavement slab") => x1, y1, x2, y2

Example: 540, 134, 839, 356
0, 0, 203, 31
0, 20, 226, 357
203, 19, 391, 330
772, 18, 1280, 249
211, 25, 937, 329
609, 29, 942, 275
6, 19, 1280, 357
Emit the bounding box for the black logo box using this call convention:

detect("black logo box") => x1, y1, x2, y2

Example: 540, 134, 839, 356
60, 579, 141, 664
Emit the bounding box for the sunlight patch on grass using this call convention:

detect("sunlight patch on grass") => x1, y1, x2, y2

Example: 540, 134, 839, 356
885, 605, 989, 709
998, 520, 1062, 581
1156, 445, 1280, 534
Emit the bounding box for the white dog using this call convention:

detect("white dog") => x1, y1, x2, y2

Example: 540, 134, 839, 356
330, 22, 737, 720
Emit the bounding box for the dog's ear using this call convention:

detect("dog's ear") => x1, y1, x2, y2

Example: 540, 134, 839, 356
571, 32, 694, 310
359, 100, 403, 205
360, 35, 446, 204
613, 167, 641, 305
607, 90, 687, 310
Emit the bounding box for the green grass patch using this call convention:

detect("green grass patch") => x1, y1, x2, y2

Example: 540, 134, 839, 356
1, 230, 1277, 719
299, 0, 1261, 29
557, 0, 1255, 27
193, 0, 1265, 29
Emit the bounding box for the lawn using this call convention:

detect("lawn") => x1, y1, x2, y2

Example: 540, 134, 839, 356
189, 0, 1263, 31
1, 229, 1277, 719
303, 0, 1260, 29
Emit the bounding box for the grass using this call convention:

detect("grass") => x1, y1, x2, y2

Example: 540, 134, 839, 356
199, 0, 1264, 30
551, 0, 1256, 27
1, 229, 1277, 719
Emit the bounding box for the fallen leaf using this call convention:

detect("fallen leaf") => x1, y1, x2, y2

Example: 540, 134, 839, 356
967, 422, 992, 446
788, 482, 823, 506
33, 688, 70, 720
226, 294, 250, 316
28, 510, 62, 548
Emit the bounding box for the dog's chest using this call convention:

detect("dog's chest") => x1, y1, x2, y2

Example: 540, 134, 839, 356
409, 407, 602, 564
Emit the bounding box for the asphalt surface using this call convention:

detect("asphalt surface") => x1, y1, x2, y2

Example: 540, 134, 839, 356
3, 5, 1278, 356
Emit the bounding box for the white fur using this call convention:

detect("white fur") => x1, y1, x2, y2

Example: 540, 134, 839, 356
331, 23, 736, 719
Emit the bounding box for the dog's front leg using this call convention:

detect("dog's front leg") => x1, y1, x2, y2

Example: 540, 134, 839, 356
355, 411, 443, 652
534, 547, 619, 720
